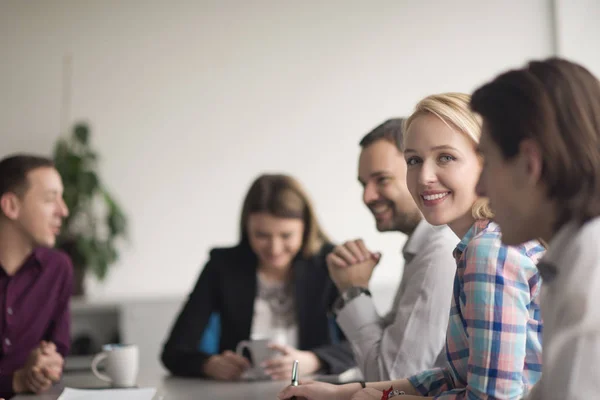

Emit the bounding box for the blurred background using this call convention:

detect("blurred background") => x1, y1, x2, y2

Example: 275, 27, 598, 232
1, 0, 598, 371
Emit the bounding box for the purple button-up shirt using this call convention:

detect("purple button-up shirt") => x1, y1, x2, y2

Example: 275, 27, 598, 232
0, 248, 73, 398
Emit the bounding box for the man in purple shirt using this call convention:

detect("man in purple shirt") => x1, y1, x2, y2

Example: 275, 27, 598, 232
0, 154, 73, 398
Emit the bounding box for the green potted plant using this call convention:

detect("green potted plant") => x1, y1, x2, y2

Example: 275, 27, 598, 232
53, 123, 128, 296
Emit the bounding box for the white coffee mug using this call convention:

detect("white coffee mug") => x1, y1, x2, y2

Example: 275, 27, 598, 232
236, 339, 279, 379
91, 344, 139, 387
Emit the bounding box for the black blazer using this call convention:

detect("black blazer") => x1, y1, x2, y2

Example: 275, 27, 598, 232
161, 243, 355, 377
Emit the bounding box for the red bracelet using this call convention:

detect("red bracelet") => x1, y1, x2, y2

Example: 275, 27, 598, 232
381, 386, 393, 400
381, 386, 406, 399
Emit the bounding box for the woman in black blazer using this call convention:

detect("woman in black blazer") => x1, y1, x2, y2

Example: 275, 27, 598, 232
161, 174, 355, 381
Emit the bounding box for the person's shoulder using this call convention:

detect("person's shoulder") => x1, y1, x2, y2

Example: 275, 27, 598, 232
314, 242, 335, 261
297, 242, 333, 272
36, 247, 73, 270
465, 222, 543, 276
422, 223, 460, 251
205, 243, 255, 269
411, 222, 459, 266
544, 218, 600, 268
208, 245, 240, 258
512, 239, 546, 265
408, 224, 457, 280
573, 217, 600, 250
470, 221, 544, 263
465, 224, 503, 257
34, 248, 73, 287
316, 242, 335, 257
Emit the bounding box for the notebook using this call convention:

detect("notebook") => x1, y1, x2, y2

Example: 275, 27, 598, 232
57, 387, 157, 400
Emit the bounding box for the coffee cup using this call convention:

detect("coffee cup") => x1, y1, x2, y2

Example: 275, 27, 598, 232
236, 339, 279, 379
91, 344, 139, 387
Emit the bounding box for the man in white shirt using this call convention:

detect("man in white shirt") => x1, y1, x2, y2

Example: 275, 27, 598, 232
327, 119, 458, 381
472, 57, 600, 399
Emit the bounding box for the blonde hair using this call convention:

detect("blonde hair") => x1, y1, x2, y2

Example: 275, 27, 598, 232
403, 93, 494, 220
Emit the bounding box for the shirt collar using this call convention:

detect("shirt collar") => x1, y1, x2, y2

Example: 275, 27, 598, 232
0, 248, 43, 276
538, 220, 580, 282
402, 219, 437, 262
453, 219, 494, 261
30, 248, 45, 269
544, 220, 578, 263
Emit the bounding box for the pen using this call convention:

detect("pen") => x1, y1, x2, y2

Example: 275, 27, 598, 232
290, 359, 299, 400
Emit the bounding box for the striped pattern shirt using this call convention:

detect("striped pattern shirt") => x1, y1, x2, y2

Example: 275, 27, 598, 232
408, 220, 545, 400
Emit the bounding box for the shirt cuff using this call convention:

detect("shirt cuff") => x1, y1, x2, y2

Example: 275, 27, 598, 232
336, 294, 381, 340
408, 367, 451, 397
0, 372, 15, 398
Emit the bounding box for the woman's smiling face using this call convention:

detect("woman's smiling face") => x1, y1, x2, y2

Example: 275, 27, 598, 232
404, 113, 482, 237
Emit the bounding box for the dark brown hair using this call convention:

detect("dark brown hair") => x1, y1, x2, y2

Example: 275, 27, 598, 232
359, 118, 405, 151
239, 174, 330, 258
471, 57, 600, 229
0, 154, 55, 199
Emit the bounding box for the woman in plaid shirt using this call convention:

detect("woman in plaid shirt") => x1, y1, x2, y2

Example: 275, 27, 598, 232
279, 93, 545, 400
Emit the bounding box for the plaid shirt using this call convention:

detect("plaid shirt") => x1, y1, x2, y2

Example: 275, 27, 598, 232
408, 220, 545, 400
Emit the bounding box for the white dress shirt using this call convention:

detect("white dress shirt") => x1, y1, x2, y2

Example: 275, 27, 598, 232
336, 220, 458, 381
527, 216, 600, 400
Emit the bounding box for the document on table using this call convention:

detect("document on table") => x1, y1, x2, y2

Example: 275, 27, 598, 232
57, 387, 157, 400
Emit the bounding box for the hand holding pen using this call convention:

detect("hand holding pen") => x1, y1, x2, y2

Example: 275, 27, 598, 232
290, 360, 299, 400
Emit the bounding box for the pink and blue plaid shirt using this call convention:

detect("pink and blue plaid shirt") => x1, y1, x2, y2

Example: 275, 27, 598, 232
408, 220, 545, 400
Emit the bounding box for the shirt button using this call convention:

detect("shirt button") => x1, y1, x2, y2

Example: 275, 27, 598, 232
5, 338, 11, 346
7, 307, 13, 315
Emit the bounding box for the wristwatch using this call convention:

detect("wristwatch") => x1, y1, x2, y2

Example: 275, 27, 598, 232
333, 286, 371, 313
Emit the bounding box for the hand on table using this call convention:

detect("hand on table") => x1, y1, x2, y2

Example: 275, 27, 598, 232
351, 388, 383, 400
13, 341, 64, 394
262, 344, 321, 381
279, 380, 360, 400
39, 341, 63, 381
326, 239, 381, 291
202, 350, 251, 380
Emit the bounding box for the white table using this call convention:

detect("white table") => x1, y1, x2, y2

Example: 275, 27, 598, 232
11, 366, 356, 399
12, 368, 290, 400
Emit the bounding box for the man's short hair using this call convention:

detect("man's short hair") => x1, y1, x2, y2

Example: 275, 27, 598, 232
359, 118, 406, 151
0, 154, 55, 198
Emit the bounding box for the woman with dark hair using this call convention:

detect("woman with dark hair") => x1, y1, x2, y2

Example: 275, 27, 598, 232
161, 174, 354, 381
472, 57, 600, 400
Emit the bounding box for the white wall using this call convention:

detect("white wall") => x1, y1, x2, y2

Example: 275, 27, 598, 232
0, 1, 556, 311
555, 0, 600, 77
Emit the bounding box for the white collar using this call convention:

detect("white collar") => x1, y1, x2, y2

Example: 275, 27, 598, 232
544, 217, 600, 272
544, 220, 579, 266
403, 219, 438, 259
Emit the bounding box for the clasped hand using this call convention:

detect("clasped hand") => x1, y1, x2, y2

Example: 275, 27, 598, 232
13, 341, 64, 394
203, 343, 321, 381
326, 239, 381, 291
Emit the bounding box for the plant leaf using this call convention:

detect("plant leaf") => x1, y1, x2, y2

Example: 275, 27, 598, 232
79, 171, 99, 195
53, 123, 128, 283
74, 124, 89, 145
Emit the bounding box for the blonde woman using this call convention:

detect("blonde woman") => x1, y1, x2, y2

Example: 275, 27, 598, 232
279, 94, 545, 400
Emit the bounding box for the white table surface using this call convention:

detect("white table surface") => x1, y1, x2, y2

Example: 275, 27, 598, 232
11, 367, 292, 400
10, 365, 355, 399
